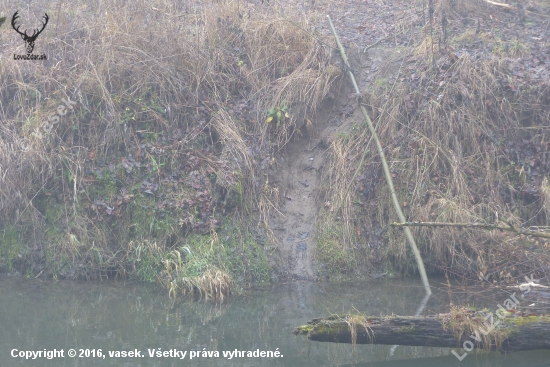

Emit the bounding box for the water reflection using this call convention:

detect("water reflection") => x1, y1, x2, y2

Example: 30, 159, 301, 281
0, 276, 548, 366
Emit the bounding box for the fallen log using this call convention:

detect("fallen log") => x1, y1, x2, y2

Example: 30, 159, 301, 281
293, 312, 550, 352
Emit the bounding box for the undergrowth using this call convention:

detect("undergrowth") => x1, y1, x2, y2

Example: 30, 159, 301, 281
0, 0, 338, 299
316, 0, 550, 281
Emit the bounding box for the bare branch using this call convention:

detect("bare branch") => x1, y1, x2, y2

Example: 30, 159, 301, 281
484, 0, 515, 10
391, 221, 550, 239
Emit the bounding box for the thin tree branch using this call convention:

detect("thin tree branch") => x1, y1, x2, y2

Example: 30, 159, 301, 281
391, 221, 550, 239
484, 0, 515, 10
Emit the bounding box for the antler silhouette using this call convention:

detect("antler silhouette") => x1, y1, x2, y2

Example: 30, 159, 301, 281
11, 11, 49, 54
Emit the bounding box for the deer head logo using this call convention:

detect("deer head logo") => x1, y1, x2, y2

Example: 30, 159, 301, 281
11, 11, 49, 54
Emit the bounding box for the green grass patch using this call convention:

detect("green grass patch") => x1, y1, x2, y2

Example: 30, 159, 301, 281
0, 226, 22, 271
126, 219, 270, 299
315, 212, 362, 280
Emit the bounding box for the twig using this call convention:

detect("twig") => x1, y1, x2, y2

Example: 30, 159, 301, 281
527, 11, 550, 19
391, 221, 550, 239
500, 217, 516, 231
151, 7, 187, 18
484, 0, 515, 10
543, 18, 550, 38
262, 194, 287, 219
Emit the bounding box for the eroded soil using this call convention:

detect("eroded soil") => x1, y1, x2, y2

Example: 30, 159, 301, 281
269, 45, 404, 280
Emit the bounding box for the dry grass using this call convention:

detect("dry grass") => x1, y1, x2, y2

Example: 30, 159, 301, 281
318, 0, 550, 280
165, 263, 234, 302
442, 306, 511, 351
0, 0, 334, 204
0, 0, 339, 289
345, 313, 374, 352
370, 55, 550, 279
315, 131, 370, 278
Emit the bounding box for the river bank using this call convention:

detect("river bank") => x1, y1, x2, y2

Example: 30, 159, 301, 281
1, 0, 549, 296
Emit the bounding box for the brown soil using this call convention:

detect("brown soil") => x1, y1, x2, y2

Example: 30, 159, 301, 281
269, 44, 403, 280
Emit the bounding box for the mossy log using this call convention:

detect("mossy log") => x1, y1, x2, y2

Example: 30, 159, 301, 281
294, 314, 550, 352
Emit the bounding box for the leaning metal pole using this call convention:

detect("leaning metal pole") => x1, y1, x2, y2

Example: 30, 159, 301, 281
327, 15, 432, 295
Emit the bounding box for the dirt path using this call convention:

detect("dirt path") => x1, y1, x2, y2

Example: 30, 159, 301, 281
268, 61, 362, 280
280, 143, 322, 279
272, 129, 324, 280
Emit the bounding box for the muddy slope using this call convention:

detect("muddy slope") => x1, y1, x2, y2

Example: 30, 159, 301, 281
268, 45, 401, 280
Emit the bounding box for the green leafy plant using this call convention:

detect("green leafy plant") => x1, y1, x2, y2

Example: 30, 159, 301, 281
266, 102, 290, 126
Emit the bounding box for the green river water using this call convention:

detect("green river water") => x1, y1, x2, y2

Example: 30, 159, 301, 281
1, 276, 549, 366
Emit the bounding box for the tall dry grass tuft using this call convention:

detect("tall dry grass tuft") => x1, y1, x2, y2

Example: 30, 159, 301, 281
161, 247, 233, 301
316, 132, 366, 275
442, 306, 511, 351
